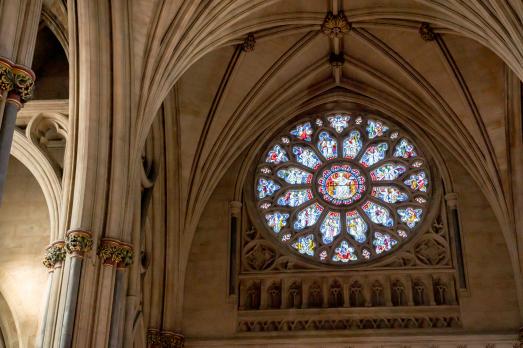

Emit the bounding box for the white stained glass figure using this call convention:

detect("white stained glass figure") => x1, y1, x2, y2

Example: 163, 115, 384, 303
265, 212, 289, 233
346, 211, 367, 243
371, 186, 409, 204
320, 211, 341, 244
294, 203, 324, 230
276, 167, 313, 184
398, 207, 423, 228
367, 120, 389, 138
370, 163, 407, 181
360, 143, 388, 167
317, 131, 338, 160
362, 201, 394, 228
277, 189, 313, 207
257, 178, 280, 199
394, 138, 417, 158
342, 130, 362, 159
293, 146, 322, 169
328, 114, 350, 133
292, 234, 316, 256
332, 240, 357, 262
266, 144, 288, 164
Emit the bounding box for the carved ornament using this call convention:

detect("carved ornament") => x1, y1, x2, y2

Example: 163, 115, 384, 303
147, 329, 184, 348
322, 12, 350, 38
241, 33, 256, 52
42, 240, 66, 270
329, 53, 345, 68
419, 22, 436, 41
65, 229, 93, 257
98, 238, 134, 268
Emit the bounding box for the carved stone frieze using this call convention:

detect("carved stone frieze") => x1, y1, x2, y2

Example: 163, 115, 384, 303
147, 329, 184, 348
42, 240, 66, 270
321, 12, 350, 38
98, 238, 134, 268
65, 229, 93, 257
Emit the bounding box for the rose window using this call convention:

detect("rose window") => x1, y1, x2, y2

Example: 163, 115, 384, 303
255, 113, 431, 265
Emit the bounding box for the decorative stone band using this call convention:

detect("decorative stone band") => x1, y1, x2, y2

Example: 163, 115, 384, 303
147, 329, 184, 348
65, 229, 93, 258
321, 11, 351, 38
0, 57, 35, 103
98, 238, 134, 268
42, 240, 66, 270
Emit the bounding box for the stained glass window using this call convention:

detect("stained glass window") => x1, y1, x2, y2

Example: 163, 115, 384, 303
255, 112, 432, 265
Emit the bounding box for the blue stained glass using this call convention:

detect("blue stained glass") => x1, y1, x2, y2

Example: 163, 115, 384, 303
276, 167, 313, 184
370, 163, 407, 181
292, 234, 316, 256
293, 146, 322, 169
317, 131, 338, 160
265, 212, 289, 233
373, 231, 398, 254
394, 138, 417, 158
319, 211, 341, 244
277, 189, 313, 207
343, 130, 362, 159
294, 203, 324, 230
257, 178, 280, 199
397, 207, 423, 228
290, 122, 313, 141
327, 114, 350, 133
266, 144, 289, 164
366, 120, 389, 138
359, 143, 388, 167
346, 210, 368, 243
332, 240, 357, 262
362, 201, 394, 227
404, 171, 428, 192
371, 186, 409, 203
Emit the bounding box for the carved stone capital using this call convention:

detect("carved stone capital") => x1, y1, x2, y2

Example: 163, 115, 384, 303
419, 22, 436, 41
43, 240, 66, 270
147, 329, 184, 348
65, 229, 93, 258
0, 57, 35, 103
241, 33, 256, 52
98, 238, 134, 268
321, 12, 350, 38
445, 193, 458, 209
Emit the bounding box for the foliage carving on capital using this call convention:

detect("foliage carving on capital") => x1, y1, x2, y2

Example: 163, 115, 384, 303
65, 229, 93, 257
0, 57, 35, 103
322, 12, 350, 38
98, 238, 134, 268
43, 240, 66, 270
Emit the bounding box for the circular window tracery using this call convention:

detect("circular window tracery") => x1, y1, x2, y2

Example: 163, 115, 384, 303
255, 112, 432, 266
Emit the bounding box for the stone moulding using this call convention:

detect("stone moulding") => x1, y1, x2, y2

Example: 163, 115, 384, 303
65, 229, 93, 257
98, 237, 134, 268
0, 56, 35, 103
147, 329, 184, 348
42, 240, 66, 270
321, 12, 351, 38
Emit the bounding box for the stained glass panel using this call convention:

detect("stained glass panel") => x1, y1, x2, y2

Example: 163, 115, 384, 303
362, 201, 394, 227
367, 120, 389, 138
276, 167, 313, 184
394, 138, 417, 158
292, 234, 316, 256
328, 114, 350, 133
397, 207, 423, 228
370, 163, 406, 181
404, 171, 428, 192
346, 210, 368, 243
371, 186, 409, 204
266, 144, 288, 164
317, 131, 338, 160
265, 212, 289, 233
360, 143, 388, 167
257, 178, 280, 199
290, 122, 313, 141
342, 130, 362, 159
294, 203, 324, 230
277, 189, 313, 207
332, 240, 357, 262
320, 211, 341, 244
293, 146, 322, 169
373, 232, 398, 254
